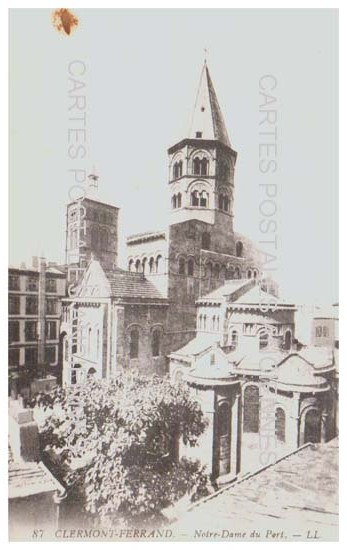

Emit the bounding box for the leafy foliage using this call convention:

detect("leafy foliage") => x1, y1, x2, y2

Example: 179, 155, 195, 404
34, 371, 209, 525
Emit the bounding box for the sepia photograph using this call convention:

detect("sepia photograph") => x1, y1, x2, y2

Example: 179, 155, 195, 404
7, 8, 339, 542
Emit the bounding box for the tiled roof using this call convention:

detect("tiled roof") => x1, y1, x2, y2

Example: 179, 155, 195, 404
281, 348, 334, 370
232, 286, 291, 306
170, 334, 219, 357
198, 280, 251, 302
174, 439, 338, 540
9, 457, 64, 499
198, 279, 292, 307
105, 270, 166, 301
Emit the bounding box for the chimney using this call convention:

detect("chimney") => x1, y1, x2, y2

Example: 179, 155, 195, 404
8, 400, 40, 462
20, 261, 26, 269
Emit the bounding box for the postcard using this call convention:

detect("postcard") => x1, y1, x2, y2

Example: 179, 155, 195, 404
8, 8, 339, 542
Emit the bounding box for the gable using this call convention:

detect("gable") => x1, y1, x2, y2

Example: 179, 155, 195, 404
77, 261, 111, 299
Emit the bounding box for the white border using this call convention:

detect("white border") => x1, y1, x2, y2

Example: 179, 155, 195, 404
1, 3, 344, 549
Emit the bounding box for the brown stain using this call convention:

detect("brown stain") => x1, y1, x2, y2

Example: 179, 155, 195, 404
52, 8, 79, 36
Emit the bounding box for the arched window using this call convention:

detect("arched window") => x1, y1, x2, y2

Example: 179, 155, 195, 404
152, 328, 161, 357
203, 315, 207, 330
304, 409, 321, 444
149, 257, 155, 274
212, 315, 216, 331
187, 258, 194, 276
173, 161, 182, 179
201, 157, 208, 175
100, 229, 108, 250
135, 259, 141, 273
200, 191, 208, 208
275, 408, 286, 442
96, 329, 100, 358
193, 157, 201, 175
198, 314, 203, 329
142, 257, 147, 274
70, 228, 78, 249
156, 255, 163, 273
87, 367, 96, 379
234, 267, 241, 279
253, 270, 258, 279
259, 329, 269, 349
223, 196, 229, 212
216, 316, 220, 331
205, 262, 213, 278
230, 329, 238, 348
219, 194, 224, 210
71, 369, 77, 385
243, 385, 260, 433
247, 269, 253, 279
218, 402, 230, 437
172, 195, 177, 209
236, 241, 243, 258
323, 326, 329, 337
178, 257, 186, 275
87, 327, 92, 355
177, 193, 182, 208
128, 259, 134, 272
284, 330, 292, 350
191, 190, 199, 206
129, 328, 139, 359
174, 370, 183, 383
214, 264, 220, 279
226, 267, 234, 280
201, 232, 211, 250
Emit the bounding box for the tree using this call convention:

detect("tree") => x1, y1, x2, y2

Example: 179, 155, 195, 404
34, 370, 209, 526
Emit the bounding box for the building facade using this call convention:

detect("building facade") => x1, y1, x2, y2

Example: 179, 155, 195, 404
168, 281, 338, 482
127, 62, 266, 354
65, 175, 119, 274
8, 258, 66, 392
60, 260, 168, 385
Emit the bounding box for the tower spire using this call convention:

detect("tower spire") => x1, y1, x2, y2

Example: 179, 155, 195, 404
189, 62, 231, 148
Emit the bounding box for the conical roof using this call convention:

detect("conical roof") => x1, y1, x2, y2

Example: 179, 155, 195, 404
189, 62, 231, 147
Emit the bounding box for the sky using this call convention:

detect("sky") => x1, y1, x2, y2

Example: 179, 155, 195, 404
9, 9, 338, 305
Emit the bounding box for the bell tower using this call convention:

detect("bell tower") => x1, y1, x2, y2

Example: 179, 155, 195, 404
168, 61, 237, 235
165, 62, 240, 353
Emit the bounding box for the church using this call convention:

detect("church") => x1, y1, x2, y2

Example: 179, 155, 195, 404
60, 61, 338, 482
62, 61, 266, 381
